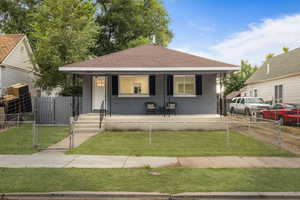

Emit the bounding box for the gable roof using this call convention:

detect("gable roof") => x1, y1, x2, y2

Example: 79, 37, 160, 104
0, 34, 25, 63
246, 47, 300, 84
62, 44, 236, 69
226, 90, 241, 99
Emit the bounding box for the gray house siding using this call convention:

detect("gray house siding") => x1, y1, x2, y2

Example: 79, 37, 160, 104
82, 74, 217, 115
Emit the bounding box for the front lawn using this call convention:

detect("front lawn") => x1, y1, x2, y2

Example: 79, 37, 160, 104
0, 124, 69, 154
0, 168, 299, 193
67, 130, 294, 157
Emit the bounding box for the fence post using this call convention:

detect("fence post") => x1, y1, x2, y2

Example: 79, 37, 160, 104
69, 117, 74, 149
32, 121, 37, 148
277, 121, 282, 149
149, 125, 152, 145
226, 118, 230, 147
16, 113, 20, 127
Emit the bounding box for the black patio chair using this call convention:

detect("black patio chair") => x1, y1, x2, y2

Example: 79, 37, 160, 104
165, 102, 177, 115
145, 102, 157, 114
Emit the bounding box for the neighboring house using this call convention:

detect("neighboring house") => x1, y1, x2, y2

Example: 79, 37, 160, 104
245, 48, 300, 104
0, 34, 37, 95
226, 90, 241, 100
59, 44, 238, 115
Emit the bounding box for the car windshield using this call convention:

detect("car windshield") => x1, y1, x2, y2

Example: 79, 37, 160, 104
246, 98, 264, 103
286, 104, 300, 109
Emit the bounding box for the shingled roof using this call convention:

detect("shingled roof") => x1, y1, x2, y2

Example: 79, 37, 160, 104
0, 34, 25, 63
63, 44, 235, 68
246, 47, 300, 84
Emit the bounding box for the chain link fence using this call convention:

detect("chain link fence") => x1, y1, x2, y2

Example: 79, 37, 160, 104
101, 117, 299, 156
0, 112, 72, 154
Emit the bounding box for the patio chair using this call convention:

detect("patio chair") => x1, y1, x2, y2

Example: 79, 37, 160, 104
165, 102, 177, 115
145, 102, 157, 114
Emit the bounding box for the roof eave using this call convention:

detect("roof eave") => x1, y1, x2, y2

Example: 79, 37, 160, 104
59, 66, 240, 73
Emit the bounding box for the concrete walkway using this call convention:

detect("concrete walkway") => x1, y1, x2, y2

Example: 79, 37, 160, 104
44, 132, 98, 151
0, 153, 300, 168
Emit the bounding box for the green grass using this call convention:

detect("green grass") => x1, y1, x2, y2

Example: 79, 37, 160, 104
0, 168, 299, 193
67, 130, 294, 157
0, 124, 69, 154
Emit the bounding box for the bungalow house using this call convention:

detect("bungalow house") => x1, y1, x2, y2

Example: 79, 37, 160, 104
59, 44, 238, 119
244, 48, 300, 104
0, 34, 37, 95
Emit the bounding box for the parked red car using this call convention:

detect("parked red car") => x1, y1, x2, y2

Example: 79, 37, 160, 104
259, 103, 300, 125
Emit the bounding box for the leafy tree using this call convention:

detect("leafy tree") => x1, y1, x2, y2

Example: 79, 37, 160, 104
0, 0, 40, 34
265, 53, 274, 61
93, 0, 173, 56
282, 47, 289, 53
30, 0, 98, 90
224, 60, 258, 95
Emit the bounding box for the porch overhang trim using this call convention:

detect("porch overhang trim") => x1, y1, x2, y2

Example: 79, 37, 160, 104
59, 66, 240, 72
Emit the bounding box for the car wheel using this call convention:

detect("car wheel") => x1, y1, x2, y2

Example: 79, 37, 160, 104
230, 107, 235, 114
245, 108, 251, 116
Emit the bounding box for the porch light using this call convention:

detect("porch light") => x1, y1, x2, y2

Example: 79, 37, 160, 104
96, 79, 105, 87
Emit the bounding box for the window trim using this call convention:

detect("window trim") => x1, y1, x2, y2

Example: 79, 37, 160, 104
274, 84, 283, 103
118, 75, 150, 97
254, 89, 258, 97
173, 75, 196, 97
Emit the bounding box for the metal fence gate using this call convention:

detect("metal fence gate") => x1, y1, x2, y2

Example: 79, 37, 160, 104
34, 96, 82, 124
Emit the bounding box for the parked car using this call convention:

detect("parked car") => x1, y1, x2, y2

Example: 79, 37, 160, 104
229, 97, 271, 115
259, 103, 300, 125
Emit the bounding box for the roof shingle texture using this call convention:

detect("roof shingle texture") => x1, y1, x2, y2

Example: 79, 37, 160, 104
0, 34, 24, 63
64, 44, 235, 68
246, 47, 300, 84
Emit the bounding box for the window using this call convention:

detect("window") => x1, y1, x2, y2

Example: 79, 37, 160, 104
272, 104, 283, 110
274, 85, 283, 103
254, 89, 258, 97
240, 98, 245, 104
246, 98, 264, 103
119, 75, 149, 96
250, 90, 253, 97
174, 75, 196, 96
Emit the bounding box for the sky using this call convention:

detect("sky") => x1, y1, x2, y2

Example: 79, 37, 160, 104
163, 0, 300, 66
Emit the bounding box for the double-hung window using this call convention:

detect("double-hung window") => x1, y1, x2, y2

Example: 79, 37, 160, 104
254, 89, 258, 97
173, 75, 196, 97
274, 85, 283, 103
119, 75, 149, 97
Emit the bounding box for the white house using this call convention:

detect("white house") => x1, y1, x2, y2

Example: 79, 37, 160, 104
0, 34, 38, 95
244, 48, 300, 104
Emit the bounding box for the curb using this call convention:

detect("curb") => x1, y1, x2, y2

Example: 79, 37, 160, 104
1, 192, 300, 199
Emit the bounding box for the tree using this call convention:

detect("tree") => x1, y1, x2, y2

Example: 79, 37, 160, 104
93, 0, 173, 56
0, 0, 40, 34
30, 0, 98, 91
282, 47, 289, 53
265, 53, 274, 61
223, 60, 258, 95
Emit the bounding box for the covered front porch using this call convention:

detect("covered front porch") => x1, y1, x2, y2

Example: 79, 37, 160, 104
81, 72, 223, 116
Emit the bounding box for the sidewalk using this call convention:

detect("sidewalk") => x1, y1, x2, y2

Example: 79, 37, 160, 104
0, 152, 300, 168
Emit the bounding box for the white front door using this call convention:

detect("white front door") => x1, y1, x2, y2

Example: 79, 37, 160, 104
92, 76, 106, 110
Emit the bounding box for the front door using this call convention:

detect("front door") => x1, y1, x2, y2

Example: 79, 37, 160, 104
92, 76, 106, 110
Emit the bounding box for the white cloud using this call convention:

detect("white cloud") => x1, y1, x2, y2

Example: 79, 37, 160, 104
171, 14, 300, 65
